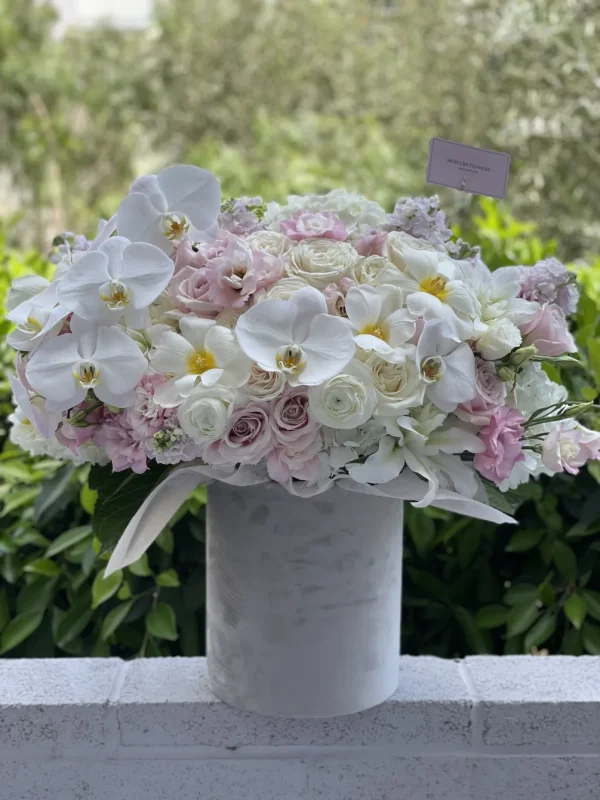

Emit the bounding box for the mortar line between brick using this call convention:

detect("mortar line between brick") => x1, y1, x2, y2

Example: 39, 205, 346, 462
458, 661, 484, 750
105, 660, 128, 757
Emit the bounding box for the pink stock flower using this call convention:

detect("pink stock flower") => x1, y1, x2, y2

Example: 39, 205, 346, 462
203, 403, 273, 466
280, 210, 348, 242
521, 303, 576, 357
323, 276, 355, 316
204, 235, 284, 308
127, 374, 175, 438
456, 359, 507, 426
474, 406, 525, 483
541, 424, 600, 475
94, 412, 148, 474
354, 229, 387, 257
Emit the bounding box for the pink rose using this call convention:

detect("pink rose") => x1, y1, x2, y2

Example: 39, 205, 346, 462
204, 235, 284, 308
354, 230, 387, 257
474, 406, 525, 483
267, 437, 326, 484
456, 359, 507, 426
280, 210, 348, 242
169, 265, 222, 319
520, 303, 576, 357
204, 403, 273, 466
542, 424, 600, 475
323, 277, 355, 317
267, 389, 325, 483
94, 412, 148, 474
271, 389, 319, 447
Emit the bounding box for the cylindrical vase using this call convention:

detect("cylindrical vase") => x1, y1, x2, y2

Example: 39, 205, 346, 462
206, 482, 403, 718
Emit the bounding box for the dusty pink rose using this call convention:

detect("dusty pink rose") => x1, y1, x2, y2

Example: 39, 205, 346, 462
203, 403, 273, 466
474, 406, 525, 483
520, 303, 576, 356
323, 277, 356, 316
271, 389, 319, 447
204, 235, 283, 308
280, 210, 348, 242
267, 390, 325, 483
126, 374, 175, 438
94, 412, 147, 474
456, 359, 507, 426
354, 229, 387, 257
169, 265, 222, 319
267, 436, 326, 484
542, 424, 600, 475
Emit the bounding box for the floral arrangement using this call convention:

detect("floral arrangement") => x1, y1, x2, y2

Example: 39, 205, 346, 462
6, 165, 600, 532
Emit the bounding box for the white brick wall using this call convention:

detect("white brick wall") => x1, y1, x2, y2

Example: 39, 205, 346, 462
0, 656, 598, 799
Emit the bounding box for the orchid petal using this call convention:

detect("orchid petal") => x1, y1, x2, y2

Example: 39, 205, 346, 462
289, 286, 328, 341
26, 334, 82, 409
121, 242, 175, 308
353, 333, 394, 356
93, 326, 147, 392
235, 298, 294, 371
300, 314, 356, 385
117, 192, 167, 252
157, 165, 221, 232
129, 175, 167, 211
57, 251, 115, 323
347, 436, 405, 484
386, 308, 416, 346
345, 285, 382, 331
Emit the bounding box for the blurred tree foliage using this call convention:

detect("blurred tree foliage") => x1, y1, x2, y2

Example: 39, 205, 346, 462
1, 0, 599, 258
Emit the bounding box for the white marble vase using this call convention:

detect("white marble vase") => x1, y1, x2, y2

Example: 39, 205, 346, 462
206, 482, 404, 718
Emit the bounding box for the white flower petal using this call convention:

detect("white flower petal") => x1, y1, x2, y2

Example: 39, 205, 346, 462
117, 192, 167, 252
386, 309, 416, 346
26, 334, 82, 408
300, 314, 356, 385
153, 379, 184, 408
129, 175, 167, 211
175, 373, 200, 396
94, 385, 137, 408
179, 316, 216, 351
289, 286, 328, 342
121, 242, 175, 308
149, 331, 194, 376
157, 165, 221, 232
57, 251, 115, 323
93, 326, 147, 392
200, 368, 224, 387
347, 436, 405, 484
235, 298, 294, 371
353, 333, 394, 356
345, 285, 382, 331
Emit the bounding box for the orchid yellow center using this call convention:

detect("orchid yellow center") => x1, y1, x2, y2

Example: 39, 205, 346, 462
421, 356, 443, 383
187, 349, 216, 375
162, 213, 190, 241
25, 314, 43, 332
100, 279, 130, 309
419, 276, 449, 301
276, 344, 306, 375
74, 361, 100, 388
360, 323, 388, 341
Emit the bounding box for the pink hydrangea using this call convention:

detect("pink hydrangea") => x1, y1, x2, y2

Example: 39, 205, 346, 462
474, 406, 525, 483
204, 235, 283, 308
267, 438, 326, 484
203, 403, 273, 466
541, 424, 600, 475
280, 210, 348, 242
520, 303, 576, 357
456, 359, 507, 426
126, 374, 176, 438
94, 412, 148, 474
354, 229, 387, 257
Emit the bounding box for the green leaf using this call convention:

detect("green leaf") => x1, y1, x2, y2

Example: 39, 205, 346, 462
475, 604, 508, 629
503, 583, 537, 606
1, 488, 40, 516
54, 601, 93, 649
1, 553, 22, 584
552, 541, 578, 582
524, 613, 556, 652
16, 576, 57, 615
0, 611, 44, 654
14, 529, 50, 548
155, 528, 174, 555
146, 602, 178, 641
128, 553, 152, 577
453, 606, 492, 653
23, 558, 61, 577
505, 601, 540, 638
91, 568, 123, 609
34, 465, 76, 526
0, 588, 10, 633
156, 569, 180, 588
79, 484, 98, 515
117, 581, 132, 601
0, 535, 17, 554
564, 593, 587, 630
484, 482, 524, 516
505, 529, 545, 552
582, 622, 600, 655
537, 582, 556, 608
89, 463, 170, 552
582, 590, 600, 621
46, 525, 92, 557
100, 600, 133, 641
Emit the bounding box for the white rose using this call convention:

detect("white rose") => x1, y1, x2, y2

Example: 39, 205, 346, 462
383, 230, 448, 274
476, 318, 522, 360
308, 360, 376, 429
367, 354, 425, 415
242, 363, 286, 401
258, 276, 310, 301
351, 256, 397, 286
177, 385, 235, 444
286, 239, 358, 289
245, 230, 295, 257
265, 190, 387, 236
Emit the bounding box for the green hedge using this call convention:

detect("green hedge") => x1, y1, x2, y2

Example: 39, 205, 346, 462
0, 204, 599, 659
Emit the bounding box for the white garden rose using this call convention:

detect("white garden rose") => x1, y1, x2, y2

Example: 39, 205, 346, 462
242, 363, 286, 401
351, 256, 397, 286
264, 189, 387, 236
259, 276, 310, 301
383, 230, 445, 271
177, 385, 235, 444
245, 230, 295, 257
308, 360, 377, 429
367, 354, 425, 415
286, 239, 358, 289
476, 317, 522, 360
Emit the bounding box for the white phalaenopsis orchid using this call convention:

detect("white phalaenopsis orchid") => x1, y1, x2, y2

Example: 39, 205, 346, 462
7, 283, 68, 352
344, 284, 416, 363
26, 318, 147, 411
415, 320, 477, 412
150, 317, 251, 406
57, 236, 174, 328
8, 374, 61, 438
116, 165, 221, 253
235, 286, 356, 386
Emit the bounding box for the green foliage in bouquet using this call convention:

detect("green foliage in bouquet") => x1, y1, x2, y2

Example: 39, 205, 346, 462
0, 206, 599, 659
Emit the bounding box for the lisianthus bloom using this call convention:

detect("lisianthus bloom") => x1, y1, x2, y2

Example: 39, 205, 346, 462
456, 359, 507, 426
541, 423, 600, 475
117, 164, 221, 253
474, 406, 525, 483
354, 230, 387, 257
280, 210, 348, 242
345, 284, 416, 363
521, 303, 577, 356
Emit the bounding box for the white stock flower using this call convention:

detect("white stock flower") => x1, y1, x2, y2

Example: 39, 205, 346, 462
308, 359, 376, 429
7, 283, 68, 352
177, 384, 235, 444
476, 317, 522, 360
235, 286, 355, 386
366, 354, 424, 415
265, 189, 387, 236
26, 318, 147, 411
245, 230, 295, 257
415, 320, 477, 412
345, 284, 415, 362
150, 316, 251, 406
58, 237, 174, 328
116, 164, 221, 253
285, 238, 358, 289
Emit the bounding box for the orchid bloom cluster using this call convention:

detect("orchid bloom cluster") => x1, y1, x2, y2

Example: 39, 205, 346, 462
7, 164, 600, 511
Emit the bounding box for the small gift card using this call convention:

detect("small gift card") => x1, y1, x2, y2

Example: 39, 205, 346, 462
426, 138, 511, 199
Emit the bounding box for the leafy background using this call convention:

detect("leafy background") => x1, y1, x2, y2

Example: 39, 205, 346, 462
0, 0, 599, 659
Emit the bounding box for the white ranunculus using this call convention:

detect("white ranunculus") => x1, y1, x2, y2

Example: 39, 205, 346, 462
241, 363, 287, 401
116, 164, 221, 253
308, 359, 376, 429
177, 385, 235, 444
345, 284, 416, 363
245, 230, 295, 257
476, 317, 522, 360
285, 238, 358, 289
264, 189, 387, 236
367, 354, 424, 415
235, 286, 355, 386
415, 320, 477, 413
